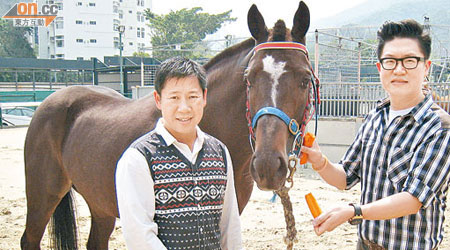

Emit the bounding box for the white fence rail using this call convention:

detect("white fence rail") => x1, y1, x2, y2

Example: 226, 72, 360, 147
318, 82, 450, 117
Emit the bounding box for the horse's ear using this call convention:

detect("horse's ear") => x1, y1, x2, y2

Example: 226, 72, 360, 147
291, 1, 310, 43
247, 4, 269, 43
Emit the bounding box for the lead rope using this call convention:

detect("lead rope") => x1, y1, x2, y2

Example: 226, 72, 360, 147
275, 186, 298, 250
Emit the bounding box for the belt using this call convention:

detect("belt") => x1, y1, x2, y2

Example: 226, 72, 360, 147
357, 239, 385, 250
358, 238, 439, 250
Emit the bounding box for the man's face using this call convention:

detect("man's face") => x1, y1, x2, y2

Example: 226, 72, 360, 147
376, 37, 431, 105
154, 76, 207, 142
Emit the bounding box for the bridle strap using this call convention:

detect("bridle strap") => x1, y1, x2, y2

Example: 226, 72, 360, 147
254, 42, 309, 54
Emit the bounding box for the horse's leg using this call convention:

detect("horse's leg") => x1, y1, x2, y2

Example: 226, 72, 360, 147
86, 207, 116, 250
21, 159, 71, 249
235, 158, 255, 214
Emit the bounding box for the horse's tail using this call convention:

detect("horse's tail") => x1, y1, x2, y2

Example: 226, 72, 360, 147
49, 189, 78, 250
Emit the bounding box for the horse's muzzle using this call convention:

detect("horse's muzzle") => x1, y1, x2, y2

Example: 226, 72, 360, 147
250, 151, 288, 191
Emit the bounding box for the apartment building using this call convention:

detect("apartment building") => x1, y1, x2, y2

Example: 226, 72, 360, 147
35, 0, 152, 60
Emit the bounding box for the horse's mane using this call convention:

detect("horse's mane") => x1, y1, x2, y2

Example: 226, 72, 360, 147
272, 20, 288, 41
204, 38, 255, 71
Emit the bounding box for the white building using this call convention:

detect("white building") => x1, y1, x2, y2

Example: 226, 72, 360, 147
35, 0, 152, 60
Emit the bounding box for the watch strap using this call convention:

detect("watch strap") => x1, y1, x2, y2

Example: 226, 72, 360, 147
348, 203, 363, 225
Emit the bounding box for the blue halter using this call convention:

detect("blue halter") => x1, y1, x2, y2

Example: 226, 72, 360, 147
251, 107, 300, 136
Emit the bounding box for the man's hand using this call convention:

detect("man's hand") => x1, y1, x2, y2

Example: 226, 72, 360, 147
312, 205, 355, 236
300, 140, 324, 167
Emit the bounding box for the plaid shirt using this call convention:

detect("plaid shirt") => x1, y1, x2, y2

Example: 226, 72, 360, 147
340, 93, 450, 250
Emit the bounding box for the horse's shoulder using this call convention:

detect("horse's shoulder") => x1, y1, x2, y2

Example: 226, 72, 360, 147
431, 103, 450, 129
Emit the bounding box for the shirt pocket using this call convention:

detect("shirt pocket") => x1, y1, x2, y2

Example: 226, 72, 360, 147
387, 147, 414, 191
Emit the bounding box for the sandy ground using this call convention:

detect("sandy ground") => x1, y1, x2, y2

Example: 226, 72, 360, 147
1, 127, 449, 250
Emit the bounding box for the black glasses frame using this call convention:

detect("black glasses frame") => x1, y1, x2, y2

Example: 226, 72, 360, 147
379, 56, 425, 70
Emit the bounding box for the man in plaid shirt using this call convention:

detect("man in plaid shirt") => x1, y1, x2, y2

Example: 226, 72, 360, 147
302, 19, 450, 250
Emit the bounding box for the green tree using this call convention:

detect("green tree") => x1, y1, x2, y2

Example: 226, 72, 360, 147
145, 7, 236, 61
0, 19, 36, 58
133, 51, 151, 57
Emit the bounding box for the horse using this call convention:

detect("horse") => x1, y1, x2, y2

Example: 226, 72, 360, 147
21, 1, 314, 249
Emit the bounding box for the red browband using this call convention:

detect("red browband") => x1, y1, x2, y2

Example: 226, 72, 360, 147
254, 42, 308, 54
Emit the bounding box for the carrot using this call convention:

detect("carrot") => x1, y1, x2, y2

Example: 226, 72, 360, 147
300, 132, 315, 164
305, 192, 322, 218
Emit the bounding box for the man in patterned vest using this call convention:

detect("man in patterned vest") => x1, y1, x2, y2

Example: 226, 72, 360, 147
116, 57, 242, 250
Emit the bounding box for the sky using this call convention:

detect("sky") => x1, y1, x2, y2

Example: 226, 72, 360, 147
151, 0, 368, 39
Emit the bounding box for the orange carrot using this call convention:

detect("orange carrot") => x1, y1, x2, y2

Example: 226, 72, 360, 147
305, 192, 322, 218
300, 132, 315, 164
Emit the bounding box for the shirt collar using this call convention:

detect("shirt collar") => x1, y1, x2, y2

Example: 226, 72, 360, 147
154, 118, 205, 147
376, 90, 434, 123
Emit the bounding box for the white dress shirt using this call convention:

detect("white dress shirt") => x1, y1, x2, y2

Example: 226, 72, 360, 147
116, 118, 242, 250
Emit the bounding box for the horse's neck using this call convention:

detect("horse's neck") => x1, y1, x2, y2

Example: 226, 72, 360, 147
200, 39, 254, 139
204, 38, 254, 73
204, 39, 254, 94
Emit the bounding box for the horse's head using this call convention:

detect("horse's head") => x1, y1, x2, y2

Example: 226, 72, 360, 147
245, 1, 315, 190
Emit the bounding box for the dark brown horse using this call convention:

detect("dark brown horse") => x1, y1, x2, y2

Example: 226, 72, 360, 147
21, 2, 313, 249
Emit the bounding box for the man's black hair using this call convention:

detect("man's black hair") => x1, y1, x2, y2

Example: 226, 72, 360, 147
377, 19, 431, 60
154, 57, 207, 95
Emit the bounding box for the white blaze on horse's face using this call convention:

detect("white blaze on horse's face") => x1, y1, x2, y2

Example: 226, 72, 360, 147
262, 55, 286, 106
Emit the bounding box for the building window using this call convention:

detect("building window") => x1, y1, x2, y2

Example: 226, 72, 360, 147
113, 5, 118, 13
129, 42, 133, 46
137, 12, 141, 22
89, 3, 95, 7
55, 17, 64, 29
77, 2, 82, 6
137, 27, 140, 38
90, 39, 97, 43
113, 19, 120, 31
76, 39, 83, 43
141, 28, 145, 38
56, 54, 64, 59
119, 10, 123, 19
76, 20, 82, 24
56, 3, 63, 10
129, 10, 132, 14
77, 57, 84, 60
56, 35, 64, 47
141, 0, 144, 6
114, 41, 119, 48
89, 21, 96, 25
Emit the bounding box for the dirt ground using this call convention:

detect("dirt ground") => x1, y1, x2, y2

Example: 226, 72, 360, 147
1, 127, 449, 249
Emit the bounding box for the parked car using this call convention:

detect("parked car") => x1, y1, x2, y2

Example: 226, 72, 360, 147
1, 107, 35, 127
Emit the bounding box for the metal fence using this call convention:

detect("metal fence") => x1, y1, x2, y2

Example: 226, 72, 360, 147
318, 82, 450, 117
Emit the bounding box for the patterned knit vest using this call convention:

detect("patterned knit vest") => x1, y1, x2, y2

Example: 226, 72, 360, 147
131, 131, 227, 250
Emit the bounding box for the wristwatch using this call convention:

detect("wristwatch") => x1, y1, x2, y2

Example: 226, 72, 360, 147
348, 203, 363, 225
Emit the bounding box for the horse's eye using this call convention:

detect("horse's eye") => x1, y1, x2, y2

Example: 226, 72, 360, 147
301, 78, 310, 88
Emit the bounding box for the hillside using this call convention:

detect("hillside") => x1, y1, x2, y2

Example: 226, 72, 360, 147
316, 0, 450, 28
